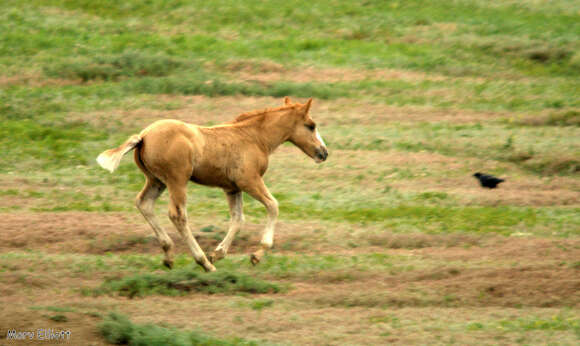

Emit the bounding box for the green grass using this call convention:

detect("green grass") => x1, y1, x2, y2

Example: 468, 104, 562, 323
3, 1, 579, 76
100, 312, 257, 346
92, 268, 284, 298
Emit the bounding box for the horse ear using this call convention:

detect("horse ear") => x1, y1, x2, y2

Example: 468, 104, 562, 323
302, 98, 313, 114
284, 96, 292, 105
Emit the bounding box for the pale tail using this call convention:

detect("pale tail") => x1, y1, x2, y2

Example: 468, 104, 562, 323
96, 135, 142, 173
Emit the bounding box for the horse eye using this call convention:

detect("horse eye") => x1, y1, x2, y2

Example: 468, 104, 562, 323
305, 124, 315, 131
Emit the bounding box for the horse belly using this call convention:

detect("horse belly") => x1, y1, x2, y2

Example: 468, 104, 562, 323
190, 164, 237, 190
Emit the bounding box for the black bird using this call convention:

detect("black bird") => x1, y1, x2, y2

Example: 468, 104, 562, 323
473, 172, 505, 189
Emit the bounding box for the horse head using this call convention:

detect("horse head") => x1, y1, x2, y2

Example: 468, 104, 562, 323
285, 97, 328, 163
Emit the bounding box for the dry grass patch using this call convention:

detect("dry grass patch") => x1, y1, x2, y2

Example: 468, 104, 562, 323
71, 95, 509, 132
0, 211, 266, 255
511, 109, 580, 127
0, 74, 81, 88
415, 237, 580, 263
366, 232, 484, 249
391, 173, 580, 207
225, 65, 448, 84
304, 265, 580, 308
73, 95, 286, 129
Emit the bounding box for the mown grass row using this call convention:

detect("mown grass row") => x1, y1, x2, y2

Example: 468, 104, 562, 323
2, 184, 578, 236
100, 312, 257, 346
98, 309, 579, 345
0, 251, 446, 286
3, 71, 579, 121
4, 250, 580, 285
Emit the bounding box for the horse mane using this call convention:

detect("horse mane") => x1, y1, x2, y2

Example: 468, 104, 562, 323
232, 105, 297, 123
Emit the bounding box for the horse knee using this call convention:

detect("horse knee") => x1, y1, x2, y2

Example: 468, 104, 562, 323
168, 211, 182, 225
168, 205, 186, 226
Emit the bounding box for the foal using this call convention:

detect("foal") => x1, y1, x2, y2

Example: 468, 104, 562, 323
96, 97, 328, 272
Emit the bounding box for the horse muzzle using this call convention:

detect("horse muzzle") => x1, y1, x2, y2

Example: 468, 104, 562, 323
314, 146, 328, 163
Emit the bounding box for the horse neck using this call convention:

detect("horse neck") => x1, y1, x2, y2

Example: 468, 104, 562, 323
240, 111, 295, 154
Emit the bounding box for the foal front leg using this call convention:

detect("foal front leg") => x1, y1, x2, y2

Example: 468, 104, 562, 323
167, 184, 216, 272
243, 179, 278, 265
209, 190, 244, 264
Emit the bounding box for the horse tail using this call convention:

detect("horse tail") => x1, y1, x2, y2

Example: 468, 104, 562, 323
96, 134, 142, 173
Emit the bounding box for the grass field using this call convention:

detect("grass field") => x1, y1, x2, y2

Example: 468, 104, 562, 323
0, 0, 579, 345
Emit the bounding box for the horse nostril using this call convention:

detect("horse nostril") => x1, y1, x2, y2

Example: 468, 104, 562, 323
316, 147, 328, 161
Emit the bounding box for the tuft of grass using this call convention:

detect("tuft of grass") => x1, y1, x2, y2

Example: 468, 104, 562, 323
250, 299, 274, 311
48, 314, 68, 322
99, 312, 256, 346
93, 269, 284, 298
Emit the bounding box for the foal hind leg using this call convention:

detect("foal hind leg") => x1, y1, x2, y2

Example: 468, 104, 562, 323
167, 183, 216, 272
209, 190, 244, 263
136, 178, 175, 268
243, 179, 278, 265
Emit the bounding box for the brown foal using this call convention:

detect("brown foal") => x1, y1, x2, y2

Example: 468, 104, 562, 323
96, 97, 328, 271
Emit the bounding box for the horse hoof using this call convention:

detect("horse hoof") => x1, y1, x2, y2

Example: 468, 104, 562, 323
250, 253, 260, 266
205, 263, 217, 272
163, 259, 173, 269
